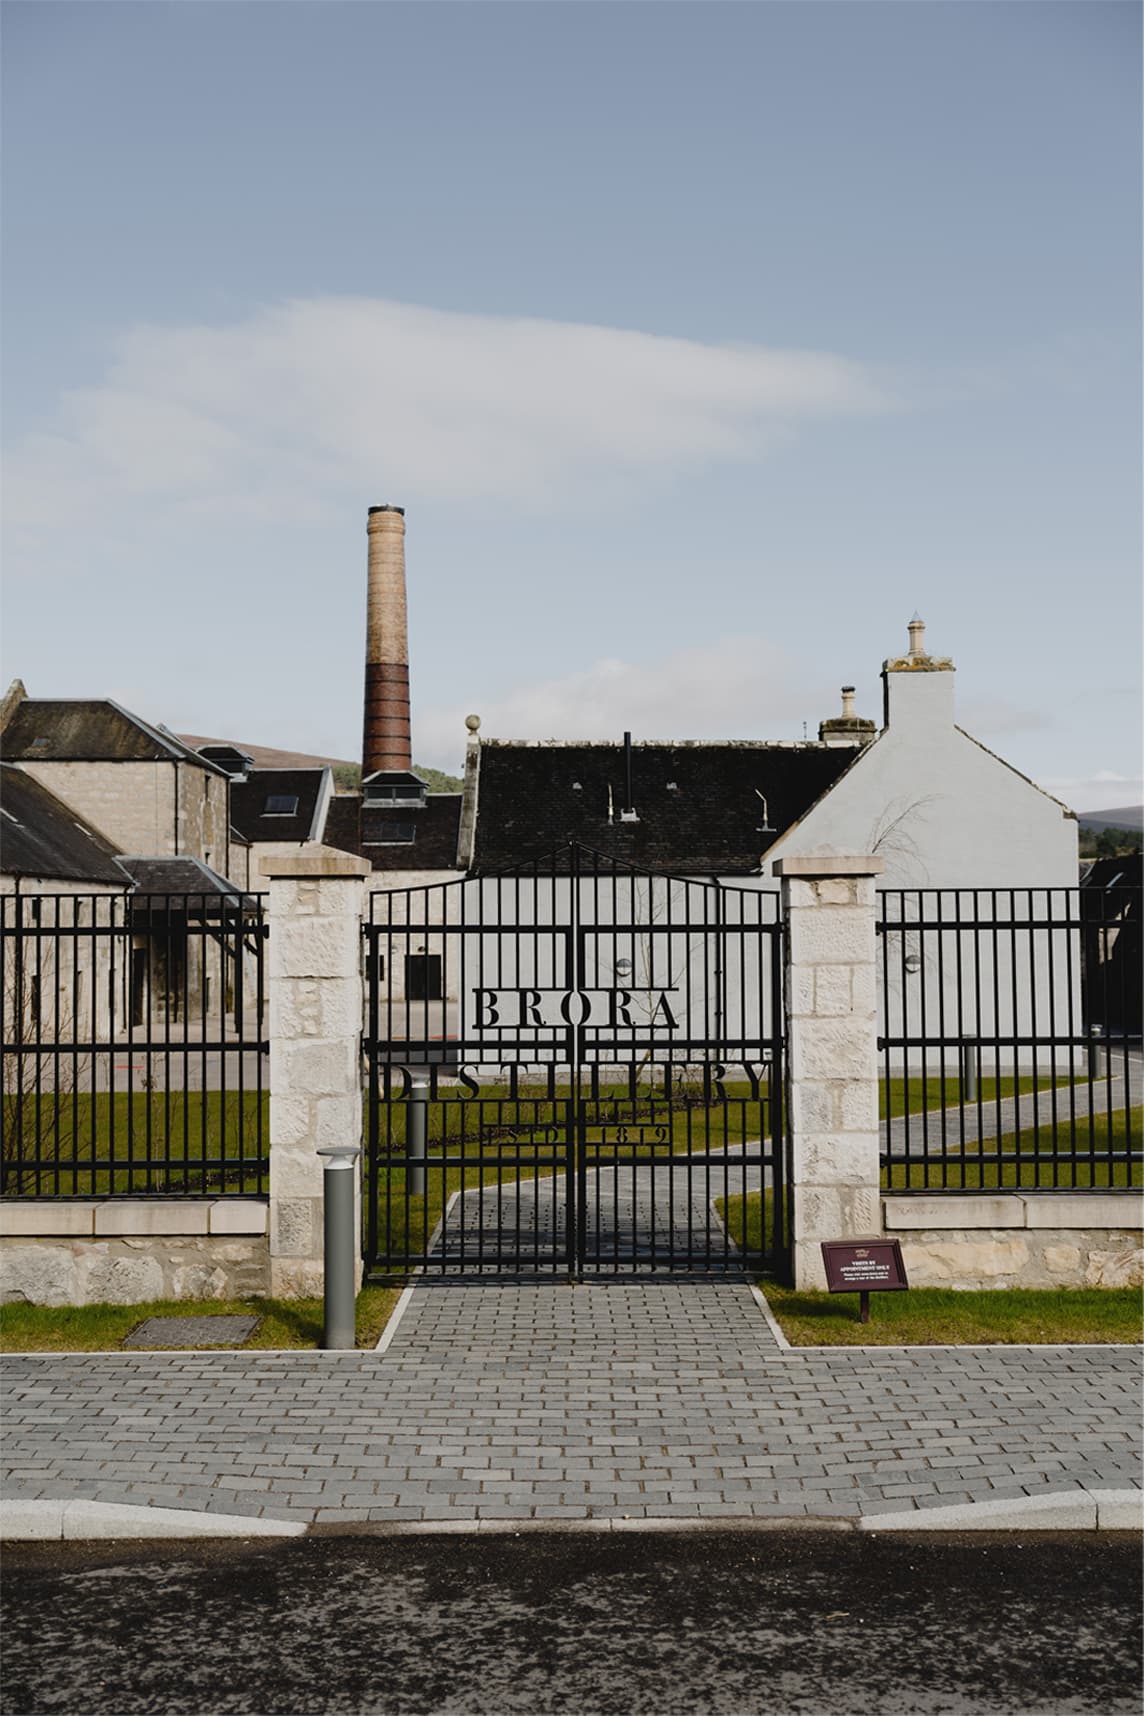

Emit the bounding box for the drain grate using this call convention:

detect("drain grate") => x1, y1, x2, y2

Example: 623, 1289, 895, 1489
122, 1315, 261, 1349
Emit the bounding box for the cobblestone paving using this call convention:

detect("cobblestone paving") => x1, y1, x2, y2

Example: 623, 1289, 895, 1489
2, 1278, 1139, 1527
434, 1151, 769, 1267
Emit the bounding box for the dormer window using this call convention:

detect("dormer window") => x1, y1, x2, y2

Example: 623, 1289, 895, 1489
197, 744, 254, 778
362, 769, 428, 808
263, 794, 299, 816
365, 783, 426, 805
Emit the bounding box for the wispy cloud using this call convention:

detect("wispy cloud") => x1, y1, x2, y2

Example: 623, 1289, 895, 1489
1040, 771, 1143, 815
5, 297, 896, 534
957, 697, 1048, 737
414, 633, 837, 766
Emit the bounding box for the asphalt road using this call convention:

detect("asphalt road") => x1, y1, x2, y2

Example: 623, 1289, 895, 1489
2, 1530, 1140, 1716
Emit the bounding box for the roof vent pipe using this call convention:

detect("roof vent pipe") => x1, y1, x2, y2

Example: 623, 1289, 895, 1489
620, 731, 639, 822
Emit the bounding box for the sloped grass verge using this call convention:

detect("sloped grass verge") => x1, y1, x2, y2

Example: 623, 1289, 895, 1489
719, 1191, 1142, 1344
0, 1285, 400, 1352
758, 1283, 1142, 1346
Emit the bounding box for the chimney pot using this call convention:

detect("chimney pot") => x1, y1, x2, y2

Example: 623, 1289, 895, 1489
907, 615, 926, 659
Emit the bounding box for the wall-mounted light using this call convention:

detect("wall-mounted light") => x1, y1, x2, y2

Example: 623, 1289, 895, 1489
904, 952, 922, 975
614, 958, 634, 980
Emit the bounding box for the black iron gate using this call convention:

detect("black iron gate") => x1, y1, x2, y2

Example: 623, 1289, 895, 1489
363, 845, 785, 1277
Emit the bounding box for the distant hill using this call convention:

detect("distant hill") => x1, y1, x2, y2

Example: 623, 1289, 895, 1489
179, 736, 463, 793
180, 735, 353, 772
1077, 806, 1143, 834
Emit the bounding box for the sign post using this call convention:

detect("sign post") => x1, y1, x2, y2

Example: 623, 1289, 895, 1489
820, 1238, 908, 1323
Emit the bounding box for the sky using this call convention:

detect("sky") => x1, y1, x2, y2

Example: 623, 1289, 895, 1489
2, 0, 1140, 811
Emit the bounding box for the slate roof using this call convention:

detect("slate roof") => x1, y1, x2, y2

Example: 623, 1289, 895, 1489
322, 794, 363, 858
118, 856, 249, 897
3, 700, 225, 770
118, 857, 260, 916
0, 765, 131, 885
228, 769, 332, 845
469, 741, 861, 875
323, 792, 463, 872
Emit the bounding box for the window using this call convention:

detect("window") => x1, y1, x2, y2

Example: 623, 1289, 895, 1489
263, 795, 299, 816
405, 954, 442, 1001
362, 817, 416, 846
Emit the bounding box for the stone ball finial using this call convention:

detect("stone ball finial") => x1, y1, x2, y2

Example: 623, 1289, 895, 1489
465, 714, 481, 734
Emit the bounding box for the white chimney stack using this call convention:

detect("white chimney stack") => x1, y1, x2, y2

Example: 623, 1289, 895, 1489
883, 615, 955, 731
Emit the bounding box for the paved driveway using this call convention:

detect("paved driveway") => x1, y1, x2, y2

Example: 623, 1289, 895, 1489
3, 1274, 1139, 1528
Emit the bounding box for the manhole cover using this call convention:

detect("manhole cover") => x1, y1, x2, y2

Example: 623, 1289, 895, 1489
122, 1315, 261, 1349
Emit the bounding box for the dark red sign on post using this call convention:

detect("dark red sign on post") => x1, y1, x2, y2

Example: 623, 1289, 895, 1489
821, 1238, 908, 1323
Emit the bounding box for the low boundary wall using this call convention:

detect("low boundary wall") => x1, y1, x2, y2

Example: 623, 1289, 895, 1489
0, 1202, 269, 1306
884, 1192, 1143, 1289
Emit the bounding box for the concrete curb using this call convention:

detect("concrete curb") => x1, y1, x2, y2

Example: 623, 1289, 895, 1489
858, 1487, 1143, 1533
0, 1500, 306, 1542
3, 1489, 1139, 1542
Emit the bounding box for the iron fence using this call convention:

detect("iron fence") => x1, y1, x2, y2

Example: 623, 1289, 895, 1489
877, 885, 1141, 1193
1, 890, 268, 1198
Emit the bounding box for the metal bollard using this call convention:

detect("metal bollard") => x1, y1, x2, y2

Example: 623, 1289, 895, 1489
407, 1076, 429, 1198
1088, 1024, 1106, 1080
961, 1039, 979, 1103
318, 1145, 361, 1350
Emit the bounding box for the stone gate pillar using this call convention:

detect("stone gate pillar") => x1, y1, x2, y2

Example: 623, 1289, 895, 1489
261, 846, 370, 1298
773, 854, 885, 1291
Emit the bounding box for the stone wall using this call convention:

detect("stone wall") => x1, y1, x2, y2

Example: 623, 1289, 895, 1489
15, 760, 231, 874
17, 760, 179, 858
0, 878, 126, 1039
177, 765, 231, 875
0, 1202, 269, 1306
884, 1193, 1143, 1289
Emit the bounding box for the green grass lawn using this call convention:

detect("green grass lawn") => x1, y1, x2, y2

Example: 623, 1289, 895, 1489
1, 1074, 1098, 1200
882, 1105, 1142, 1191
757, 1284, 1143, 1346
718, 1188, 1142, 1344
880, 1073, 1076, 1120
0, 1285, 400, 1353
2, 1090, 268, 1196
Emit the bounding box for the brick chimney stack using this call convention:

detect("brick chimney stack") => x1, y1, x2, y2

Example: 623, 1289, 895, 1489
362, 505, 412, 776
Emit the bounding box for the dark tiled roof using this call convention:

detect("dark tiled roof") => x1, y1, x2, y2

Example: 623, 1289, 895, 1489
3, 700, 222, 768
470, 742, 860, 875
323, 794, 362, 856
0, 765, 131, 885
118, 856, 246, 896
229, 770, 330, 844
1081, 854, 1143, 891
323, 792, 463, 872
118, 858, 259, 915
